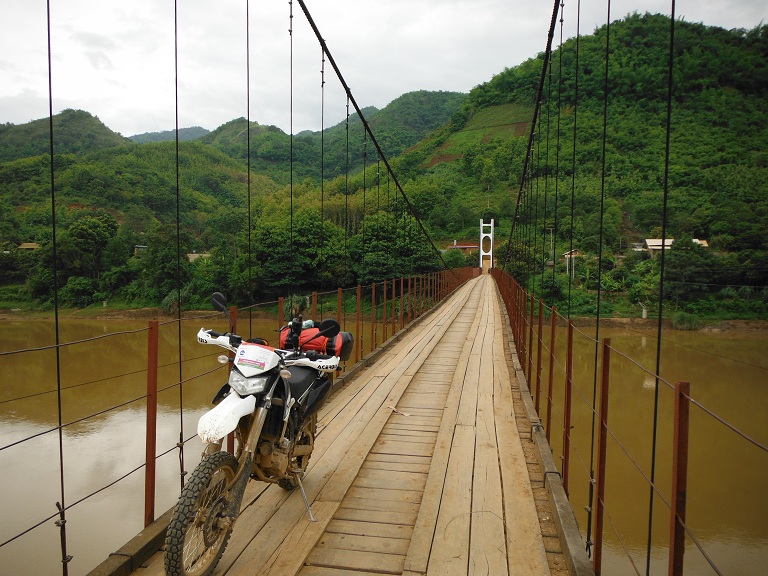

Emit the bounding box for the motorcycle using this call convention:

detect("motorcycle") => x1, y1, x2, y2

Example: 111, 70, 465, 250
164, 291, 350, 576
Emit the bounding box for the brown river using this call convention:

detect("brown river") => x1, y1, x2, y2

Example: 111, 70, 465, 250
0, 315, 766, 575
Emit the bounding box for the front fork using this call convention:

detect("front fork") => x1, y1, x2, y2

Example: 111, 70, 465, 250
209, 383, 277, 520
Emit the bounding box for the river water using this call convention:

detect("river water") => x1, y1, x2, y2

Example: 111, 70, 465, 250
0, 316, 766, 575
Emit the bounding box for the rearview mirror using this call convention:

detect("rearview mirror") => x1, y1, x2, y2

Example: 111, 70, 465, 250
212, 292, 228, 313
317, 318, 341, 339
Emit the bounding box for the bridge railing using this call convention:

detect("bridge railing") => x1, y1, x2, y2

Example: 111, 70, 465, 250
491, 267, 768, 576
0, 267, 477, 576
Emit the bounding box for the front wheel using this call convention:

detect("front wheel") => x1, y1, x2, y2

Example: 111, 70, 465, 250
164, 451, 240, 576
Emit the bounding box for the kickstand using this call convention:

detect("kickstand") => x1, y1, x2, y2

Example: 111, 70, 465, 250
294, 473, 316, 522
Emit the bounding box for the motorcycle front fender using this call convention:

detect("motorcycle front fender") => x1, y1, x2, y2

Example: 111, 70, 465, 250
198, 390, 257, 445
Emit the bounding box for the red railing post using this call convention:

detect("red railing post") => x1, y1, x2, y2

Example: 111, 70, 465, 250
400, 276, 406, 330
545, 306, 557, 441
594, 338, 612, 575
391, 279, 396, 335
278, 296, 285, 330
337, 287, 343, 323
527, 293, 535, 381
669, 381, 691, 576
371, 282, 376, 353
562, 320, 574, 493
383, 281, 388, 342
355, 285, 362, 363
144, 320, 159, 527
311, 291, 318, 320
535, 300, 544, 415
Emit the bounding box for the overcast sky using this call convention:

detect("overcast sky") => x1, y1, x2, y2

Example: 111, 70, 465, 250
0, 0, 764, 137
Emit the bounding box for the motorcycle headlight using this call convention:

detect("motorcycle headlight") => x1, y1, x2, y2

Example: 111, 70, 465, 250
228, 370, 271, 396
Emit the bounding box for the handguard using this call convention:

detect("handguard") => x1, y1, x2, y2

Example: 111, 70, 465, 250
285, 355, 340, 373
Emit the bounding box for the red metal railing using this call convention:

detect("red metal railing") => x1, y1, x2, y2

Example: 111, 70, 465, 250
491, 267, 767, 576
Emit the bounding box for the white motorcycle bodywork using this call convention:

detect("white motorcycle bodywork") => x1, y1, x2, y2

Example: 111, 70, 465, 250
198, 390, 256, 444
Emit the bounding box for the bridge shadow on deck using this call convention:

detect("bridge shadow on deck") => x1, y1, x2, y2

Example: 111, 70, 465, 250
95, 274, 590, 576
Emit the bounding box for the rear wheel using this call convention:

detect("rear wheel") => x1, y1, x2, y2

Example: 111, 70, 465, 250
164, 451, 239, 576
278, 413, 317, 490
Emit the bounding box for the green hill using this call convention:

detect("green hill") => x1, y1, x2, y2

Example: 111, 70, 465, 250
129, 126, 210, 143
0, 109, 131, 162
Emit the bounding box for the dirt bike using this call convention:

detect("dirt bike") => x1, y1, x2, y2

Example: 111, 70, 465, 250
164, 292, 350, 576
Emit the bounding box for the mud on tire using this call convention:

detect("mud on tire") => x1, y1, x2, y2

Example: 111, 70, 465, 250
164, 451, 239, 576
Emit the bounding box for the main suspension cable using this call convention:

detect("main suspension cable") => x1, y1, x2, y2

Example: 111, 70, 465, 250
502, 0, 563, 271
294, 0, 448, 270
646, 3, 677, 573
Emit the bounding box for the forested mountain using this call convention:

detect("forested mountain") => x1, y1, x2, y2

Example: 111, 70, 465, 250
0, 14, 766, 320
0, 109, 131, 163
129, 126, 210, 143
198, 90, 466, 185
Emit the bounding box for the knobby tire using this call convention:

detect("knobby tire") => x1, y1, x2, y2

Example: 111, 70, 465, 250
164, 451, 240, 576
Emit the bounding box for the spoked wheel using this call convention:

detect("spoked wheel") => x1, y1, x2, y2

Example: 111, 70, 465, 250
164, 451, 240, 576
278, 413, 317, 491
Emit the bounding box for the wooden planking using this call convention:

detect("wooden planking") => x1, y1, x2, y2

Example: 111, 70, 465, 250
131, 275, 562, 576
228, 280, 479, 576
489, 282, 551, 576
296, 284, 482, 576
426, 423, 476, 576
305, 546, 405, 575
402, 281, 485, 576
469, 278, 509, 576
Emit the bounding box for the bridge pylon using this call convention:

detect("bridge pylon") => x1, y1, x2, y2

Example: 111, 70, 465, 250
479, 219, 494, 272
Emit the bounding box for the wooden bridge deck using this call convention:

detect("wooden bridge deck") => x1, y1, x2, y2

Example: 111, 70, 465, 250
132, 274, 571, 576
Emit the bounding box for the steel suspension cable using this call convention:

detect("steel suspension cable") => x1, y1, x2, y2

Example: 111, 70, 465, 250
541, 57, 553, 293
247, 0, 254, 335
568, 0, 582, 317
46, 1, 70, 572
502, 0, 562, 271
173, 0, 186, 494
295, 0, 448, 270
585, 0, 612, 556
320, 46, 326, 291
553, 0, 565, 293
289, 0, 295, 290
646, 3, 677, 573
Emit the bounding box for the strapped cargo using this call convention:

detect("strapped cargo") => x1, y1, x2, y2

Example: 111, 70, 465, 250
279, 326, 354, 361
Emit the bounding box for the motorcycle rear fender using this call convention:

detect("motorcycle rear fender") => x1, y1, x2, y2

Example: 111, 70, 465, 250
198, 389, 256, 445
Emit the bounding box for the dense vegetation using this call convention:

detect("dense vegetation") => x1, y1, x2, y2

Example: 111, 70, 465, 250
396, 13, 768, 321
0, 14, 766, 322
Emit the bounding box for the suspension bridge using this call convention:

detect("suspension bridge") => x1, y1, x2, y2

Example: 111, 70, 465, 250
1, 0, 766, 575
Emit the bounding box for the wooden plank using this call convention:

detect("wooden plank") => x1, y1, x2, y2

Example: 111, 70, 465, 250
257, 501, 339, 576
353, 469, 427, 492
379, 429, 438, 441
339, 496, 420, 515
334, 506, 419, 526
299, 567, 373, 576
314, 532, 410, 555
326, 519, 413, 540
426, 423, 476, 576
370, 440, 435, 458
305, 547, 405, 575
362, 459, 432, 474
344, 484, 423, 504
365, 452, 432, 465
